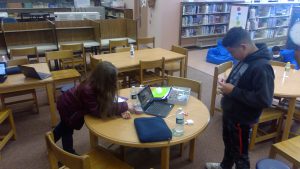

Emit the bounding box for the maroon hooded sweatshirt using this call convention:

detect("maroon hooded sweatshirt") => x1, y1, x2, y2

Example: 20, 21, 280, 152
56, 83, 128, 130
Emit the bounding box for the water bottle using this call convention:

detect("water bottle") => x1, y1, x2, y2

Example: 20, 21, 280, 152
174, 107, 184, 136
130, 86, 137, 100
1, 55, 7, 63
130, 44, 135, 58
285, 62, 291, 72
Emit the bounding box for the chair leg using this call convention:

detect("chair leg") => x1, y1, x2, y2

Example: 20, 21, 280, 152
292, 164, 298, 169
8, 110, 17, 140
32, 90, 39, 114
249, 124, 258, 150
275, 116, 284, 142
0, 95, 5, 109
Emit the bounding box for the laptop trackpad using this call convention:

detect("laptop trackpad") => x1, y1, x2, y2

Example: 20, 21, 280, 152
146, 101, 173, 118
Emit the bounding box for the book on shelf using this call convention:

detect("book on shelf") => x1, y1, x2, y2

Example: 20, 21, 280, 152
167, 86, 191, 106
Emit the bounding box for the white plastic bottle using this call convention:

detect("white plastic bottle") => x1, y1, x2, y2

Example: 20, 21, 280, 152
130, 44, 135, 58
1, 55, 7, 63
285, 62, 291, 72
174, 107, 184, 136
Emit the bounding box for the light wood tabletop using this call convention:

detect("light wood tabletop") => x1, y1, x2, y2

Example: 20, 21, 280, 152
270, 135, 300, 168
0, 63, 57, 126
92, 48, 186, 77
273, 66, 300, 140
85, 88, 210, 169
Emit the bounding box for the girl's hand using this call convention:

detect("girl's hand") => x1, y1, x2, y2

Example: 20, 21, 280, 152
127, 103, 135, 114
121, 112, 131, 119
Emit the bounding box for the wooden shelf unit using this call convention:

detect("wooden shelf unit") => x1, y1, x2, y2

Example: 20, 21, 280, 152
54, 19, 100, 48
234, 2, 300, 47
179, 1, 234, 48
2, 21, 57, 54
0, 18, 137, 55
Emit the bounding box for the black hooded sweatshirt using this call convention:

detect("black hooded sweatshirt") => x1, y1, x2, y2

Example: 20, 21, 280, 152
221, 43, 275, 125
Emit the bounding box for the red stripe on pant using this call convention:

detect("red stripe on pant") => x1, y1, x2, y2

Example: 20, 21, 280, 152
237, 123, 243, 155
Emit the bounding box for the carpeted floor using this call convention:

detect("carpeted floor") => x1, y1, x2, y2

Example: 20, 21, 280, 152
0, 50, 291, 169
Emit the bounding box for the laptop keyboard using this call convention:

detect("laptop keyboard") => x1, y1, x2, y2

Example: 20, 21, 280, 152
39, 72, 51, 79
146, 101, 173, 117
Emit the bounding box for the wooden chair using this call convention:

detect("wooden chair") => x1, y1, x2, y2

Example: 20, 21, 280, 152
109, 39, 129, 53
249, 107, 284, 150
0, 109, 16, 153
269, 136, 300, 169
165, 45, 188, 78
270, 60, 295, 69
0, 58, 39, 113
60, 43, 87, 77
45, 131, 133, 169
167, 76, 201, 100
10, 47, 39, 63
137, 37, 155, 50
210, 61, 233, 116
45, 50, 74, 71
166, 75, 201, 157
139, 58, 165, 86
46, 50, 78, 98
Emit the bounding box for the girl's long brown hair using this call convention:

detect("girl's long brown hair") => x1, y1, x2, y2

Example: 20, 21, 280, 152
87, 61, 118, 117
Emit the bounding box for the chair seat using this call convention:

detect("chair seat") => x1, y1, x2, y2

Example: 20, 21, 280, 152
84, 148, 133, 169
51, 69, 81, 82
164, 61, 180, 71
260, 108, 283, 123
256, 159, 290, 169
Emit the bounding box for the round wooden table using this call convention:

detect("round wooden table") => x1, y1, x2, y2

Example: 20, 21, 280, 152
85, 88, 210, 169
273, 66, 300, 140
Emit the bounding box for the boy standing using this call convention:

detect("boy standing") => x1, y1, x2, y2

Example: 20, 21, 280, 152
206, 27, 275, 169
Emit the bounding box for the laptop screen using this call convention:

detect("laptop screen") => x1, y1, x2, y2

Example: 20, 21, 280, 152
0, 62, 6, 75
138, 86, 153, 110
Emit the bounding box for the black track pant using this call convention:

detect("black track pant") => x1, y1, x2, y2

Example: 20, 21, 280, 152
220, 117, 251, 169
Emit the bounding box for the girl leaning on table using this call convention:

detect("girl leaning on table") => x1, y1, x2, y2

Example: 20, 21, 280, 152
53, 61, 132, 154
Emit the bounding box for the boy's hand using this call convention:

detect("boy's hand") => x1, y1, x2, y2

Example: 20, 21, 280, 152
218, 81, 235, 95
121, 112, 131, 119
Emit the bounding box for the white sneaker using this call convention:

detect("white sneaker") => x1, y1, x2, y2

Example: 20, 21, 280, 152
205, 162, 222, 169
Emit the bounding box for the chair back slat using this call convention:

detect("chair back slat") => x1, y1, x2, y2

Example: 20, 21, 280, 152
10, 47, 39, 63
167, 76, 201, 100
45, 132, 91, 169
137, 37, 155, 50
109, 39, 129, 53
210, 61, 233, 116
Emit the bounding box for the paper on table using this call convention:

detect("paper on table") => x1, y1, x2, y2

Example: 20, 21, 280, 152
117, 96, 128, 103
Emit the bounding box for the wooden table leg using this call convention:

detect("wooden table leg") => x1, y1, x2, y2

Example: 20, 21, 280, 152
189, 139, 196, 162
184, 56, 187, 78
120, 145, 126, 161
161, 146, 170, 169
180, 58, 184, 77
282, 98, 296, 140
46, 83, 57, 127
269, 145, 277, 159
89, 131, 98, 149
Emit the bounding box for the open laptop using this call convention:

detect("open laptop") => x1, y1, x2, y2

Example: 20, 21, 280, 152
137, 86, 174, 118
18, 65, 51, 80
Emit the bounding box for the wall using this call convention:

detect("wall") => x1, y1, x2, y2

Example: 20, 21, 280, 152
147, 0, 181, 50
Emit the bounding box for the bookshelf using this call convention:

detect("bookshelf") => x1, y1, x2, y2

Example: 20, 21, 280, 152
103, 6, 133, 19
179, 1, 234, 48
232, 2, 299, 47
